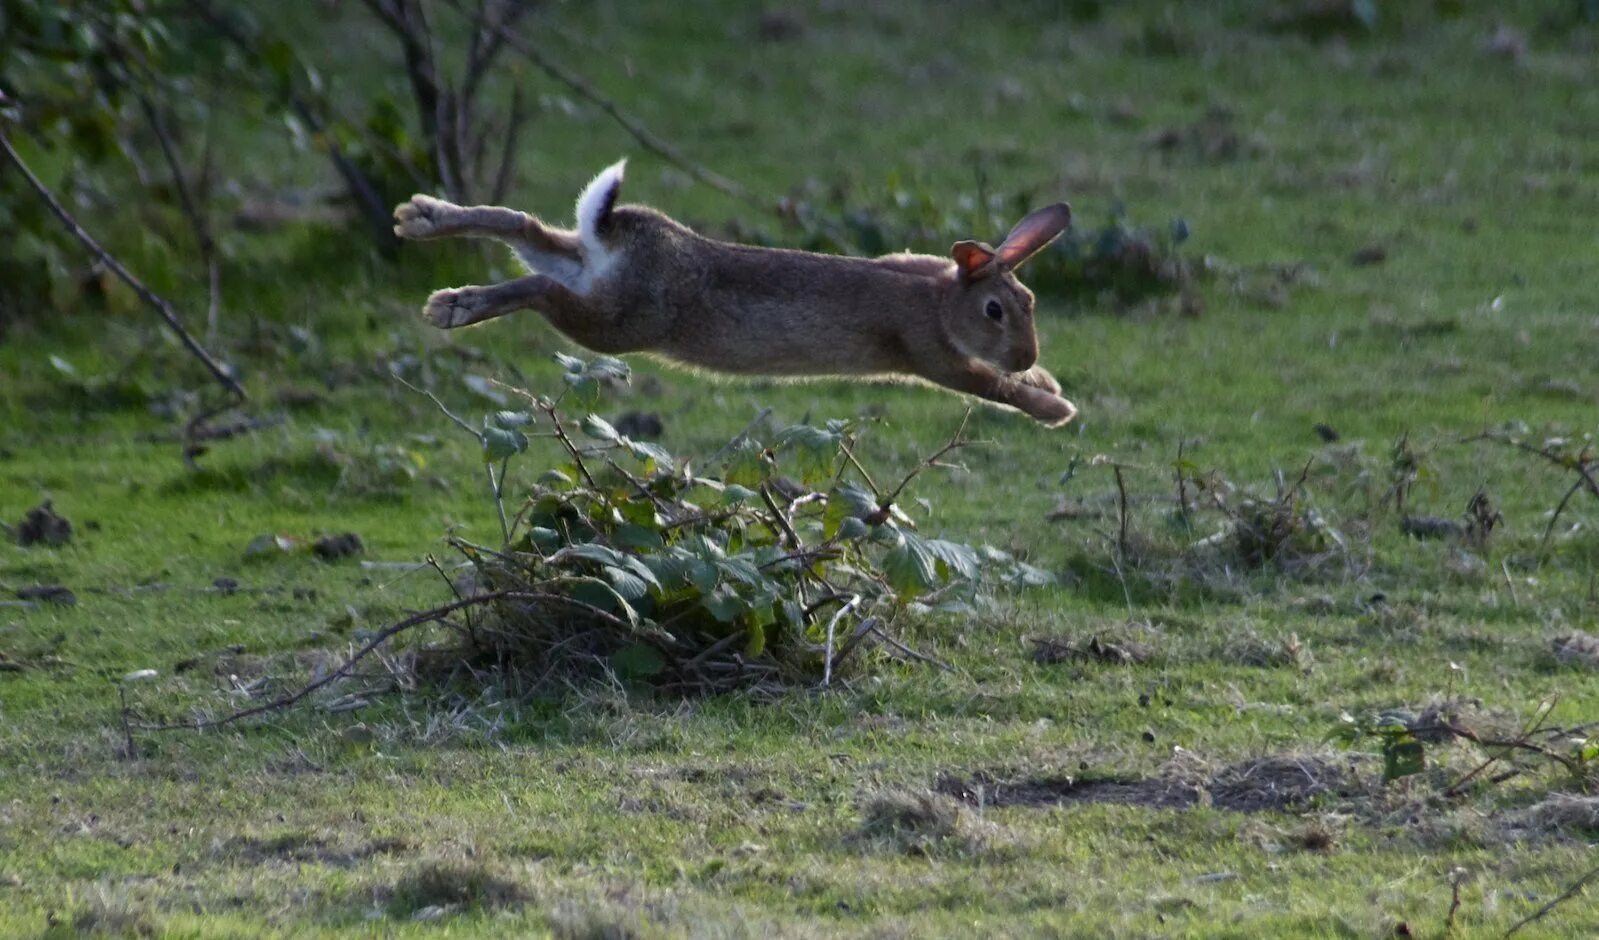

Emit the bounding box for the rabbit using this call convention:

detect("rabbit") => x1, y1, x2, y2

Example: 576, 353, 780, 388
394, 159, 1078, 426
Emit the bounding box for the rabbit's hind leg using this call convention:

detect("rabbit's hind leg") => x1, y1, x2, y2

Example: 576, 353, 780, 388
422, 273, 616, 346
423, 275, 555, 329
395, 195, 582, 281
395, 195, 540, 241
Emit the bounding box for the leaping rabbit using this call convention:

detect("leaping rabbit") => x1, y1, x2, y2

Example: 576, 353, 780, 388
394, 160, 1078, 426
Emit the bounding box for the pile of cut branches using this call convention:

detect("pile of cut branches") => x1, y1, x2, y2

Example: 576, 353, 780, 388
399, 355, 1052, 696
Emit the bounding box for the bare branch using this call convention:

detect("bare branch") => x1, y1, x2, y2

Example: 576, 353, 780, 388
439, 2, 765, 209
132, 590, 629, 731
187, 0, 398, 248
879, 407, 978, 511
489, 85, 527, 203
127, 75, 224, 343
0, 123, 245, 400
1505, 863, 1599, 937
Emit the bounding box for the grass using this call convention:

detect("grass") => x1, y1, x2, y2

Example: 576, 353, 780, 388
3, 0, 1599, 935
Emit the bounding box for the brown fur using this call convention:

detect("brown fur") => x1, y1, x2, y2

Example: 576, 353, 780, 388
393, 173, 1078, 426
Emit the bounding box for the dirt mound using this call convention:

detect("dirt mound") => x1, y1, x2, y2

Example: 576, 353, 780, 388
937, 755, 1364, 814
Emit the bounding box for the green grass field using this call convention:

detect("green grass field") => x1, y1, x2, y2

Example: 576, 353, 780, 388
3, 1, 1598, 935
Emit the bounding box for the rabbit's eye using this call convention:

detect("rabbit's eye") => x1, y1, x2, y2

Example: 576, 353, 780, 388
984, 300, 1004, 322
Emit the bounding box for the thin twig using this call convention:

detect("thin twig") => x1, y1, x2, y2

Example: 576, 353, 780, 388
870, 623, 951, 672
820, 594, 861, 687
832, 616, 879, 669
137, 593, 508, 731
836, 437, 881, 495
879, 407, 976, 511
1438, 699, 1575, 798
1540, 477, 1585, 553
1113, 465, 1130, 562
703, 407, 773, 468
0, 124, 244, 400
393, 374, 482, 440
1500, 558, 1521, 608
490, 85, 526, 203
485, 461, 510, 545
760, 483, 803, 549
1505, 863, 1599, 936
116, 687, 138, 760
1174, 440, 1192, 527
1446, 869, 1465, 931
1466, 430, 1599, 500
135, 590, 640, 732
122, 61, 223, 344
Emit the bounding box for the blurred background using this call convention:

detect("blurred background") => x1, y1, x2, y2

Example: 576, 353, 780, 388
3, 0, 1597, 554
4, 4, 1599, 933
5, 0, 1598, 580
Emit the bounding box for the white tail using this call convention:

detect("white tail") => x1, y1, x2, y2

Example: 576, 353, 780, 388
575, 158, 626, 251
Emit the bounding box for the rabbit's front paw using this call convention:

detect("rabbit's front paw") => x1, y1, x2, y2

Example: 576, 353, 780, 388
1023, 390, 1078, 428
423, 287, 488, 329
1016, 366, 1061, 396
393, 195, 452, 239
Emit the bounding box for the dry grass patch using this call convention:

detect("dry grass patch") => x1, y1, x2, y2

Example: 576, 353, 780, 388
849, 788, 1003, 858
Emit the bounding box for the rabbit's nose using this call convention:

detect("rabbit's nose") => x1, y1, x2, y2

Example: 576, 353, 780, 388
1009, 348, 1038, 372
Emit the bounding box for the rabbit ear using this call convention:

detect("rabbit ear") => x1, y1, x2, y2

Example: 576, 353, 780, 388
995, 202, 1072, 271
952, 240, 998, 280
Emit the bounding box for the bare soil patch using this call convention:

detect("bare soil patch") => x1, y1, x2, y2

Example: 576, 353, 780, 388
938, 755, 1365, 814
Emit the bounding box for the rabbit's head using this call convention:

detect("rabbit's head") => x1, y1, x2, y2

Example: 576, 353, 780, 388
943, 203, 1072, 373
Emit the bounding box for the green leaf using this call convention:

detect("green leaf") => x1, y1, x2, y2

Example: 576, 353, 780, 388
614, 524, 665, 551
924, 538, 980, 581
775, 424, 841, 485
882, 531, 938, 597
519, 527, 563, 553
602, 563, 651, 601
554, 352, 586, 373
824, 482, 879, 539
1009, 561, 1056, 587
482, 426, 527, 461
580, 414, 620, 442
836, 517, 869, 541
722, 484, 758, 506
491, 410, 534, 429
627, 440, 674, 473
701, 586, 745, 623
1381, 733, 1425, 782
538, 469, 574, 486
722, 437, 772, 488
687, 558, 720, 596
261, 39, 296, 84
586, 356, 630, 384
612, 643, 665, 678
553, 544, 661, 597
744, 622, 766, 658
715, 555, 766, 587
569, 578, 628, 620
